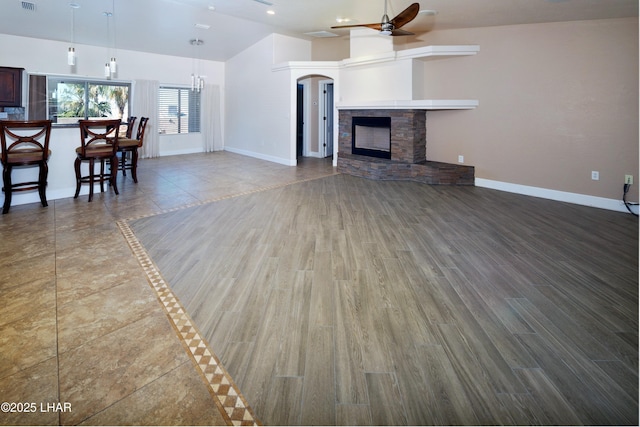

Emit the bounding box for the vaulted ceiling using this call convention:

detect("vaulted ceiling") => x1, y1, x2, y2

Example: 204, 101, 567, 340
0, 0, 637, 61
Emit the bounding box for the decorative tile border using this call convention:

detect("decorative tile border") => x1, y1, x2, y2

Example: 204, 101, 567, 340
116, 172, 337, 426
118, 218, 260, 426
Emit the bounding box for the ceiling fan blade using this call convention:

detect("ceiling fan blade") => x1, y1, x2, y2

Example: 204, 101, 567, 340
390, 2, 420, 29
390, 28, 415, 36
331, 23, 383, 31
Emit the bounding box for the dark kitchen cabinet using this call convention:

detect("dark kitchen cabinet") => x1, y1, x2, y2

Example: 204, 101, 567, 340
0, 67, 24, 107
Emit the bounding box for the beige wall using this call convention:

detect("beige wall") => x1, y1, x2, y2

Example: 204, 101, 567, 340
405, 17, 638, 202
311, 36, 350, 61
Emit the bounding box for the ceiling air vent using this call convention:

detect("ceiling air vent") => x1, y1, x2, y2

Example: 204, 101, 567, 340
21, 1, 36, 11
305, 31, 339, 38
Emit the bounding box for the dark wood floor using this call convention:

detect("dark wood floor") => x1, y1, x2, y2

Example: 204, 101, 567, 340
130, 169, 638, 425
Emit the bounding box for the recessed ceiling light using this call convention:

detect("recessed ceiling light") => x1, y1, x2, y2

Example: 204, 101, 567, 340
267, 10, 275, 15
336, 17, 353, 23
419, 9, 438, 16
195, 23, 210, 29
69, 2, 80, 8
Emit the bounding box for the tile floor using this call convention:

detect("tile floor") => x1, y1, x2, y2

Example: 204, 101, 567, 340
0, 152, 336, 426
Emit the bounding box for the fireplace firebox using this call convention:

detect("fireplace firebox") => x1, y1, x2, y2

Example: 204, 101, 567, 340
352, 116, 391, 159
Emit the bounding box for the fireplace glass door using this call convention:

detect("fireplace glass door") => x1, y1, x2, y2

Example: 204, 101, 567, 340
352, 116, 391, 159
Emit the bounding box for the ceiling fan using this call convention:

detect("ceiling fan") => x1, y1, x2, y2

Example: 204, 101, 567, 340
332, 1, 420, 36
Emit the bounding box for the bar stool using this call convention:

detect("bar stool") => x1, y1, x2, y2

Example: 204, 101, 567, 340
74, 119, 121, 202
0, 120, 52, 214
117, 117, 148, 183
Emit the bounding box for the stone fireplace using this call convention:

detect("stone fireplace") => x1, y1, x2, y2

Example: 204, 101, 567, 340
337, 108, 474, 185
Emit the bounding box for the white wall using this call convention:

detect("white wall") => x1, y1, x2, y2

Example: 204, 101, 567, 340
225, 34, 312, 165
0, 34, 224, 89
339, 59, 415, 104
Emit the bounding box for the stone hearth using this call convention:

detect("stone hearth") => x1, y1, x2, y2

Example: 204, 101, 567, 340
337, 109, 474, 185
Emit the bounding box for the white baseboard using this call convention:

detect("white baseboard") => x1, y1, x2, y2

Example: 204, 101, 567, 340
475, 178, 636, 214
224, 146, 296, 166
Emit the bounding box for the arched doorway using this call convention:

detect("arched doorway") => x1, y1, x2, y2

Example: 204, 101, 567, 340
296, 75, 335, 160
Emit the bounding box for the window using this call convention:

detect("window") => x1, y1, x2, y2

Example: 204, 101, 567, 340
45, 77, 130, 124
158, 86, 201, 134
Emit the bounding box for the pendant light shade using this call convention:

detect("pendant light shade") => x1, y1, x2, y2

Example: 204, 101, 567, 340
67, 47, 76, 66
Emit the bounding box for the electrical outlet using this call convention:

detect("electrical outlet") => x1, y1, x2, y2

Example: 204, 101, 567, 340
458, 155, 464, 163
625, 175, 633, 185
591, 171, 599, 181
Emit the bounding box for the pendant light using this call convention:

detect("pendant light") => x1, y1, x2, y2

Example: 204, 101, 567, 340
67, 3, 79, 66
190, 38, 204, 92
103, 0, 117, 78
109, 0, 117, 74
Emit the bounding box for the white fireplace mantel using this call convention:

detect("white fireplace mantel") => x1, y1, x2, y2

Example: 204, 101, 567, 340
273, 45, 480, 72
341, 44, 480, 68
336, 99, 479, 110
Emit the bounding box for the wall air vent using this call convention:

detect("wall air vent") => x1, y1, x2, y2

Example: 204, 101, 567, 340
21, 1, 36, 11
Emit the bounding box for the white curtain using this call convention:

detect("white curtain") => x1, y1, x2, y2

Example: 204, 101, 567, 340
133, 79, 160, 158
202, 84, 223, 152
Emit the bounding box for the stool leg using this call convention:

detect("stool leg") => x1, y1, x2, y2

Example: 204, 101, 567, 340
121, 151, 127, 176
74, 158, 81, 199
88, 158, 94, 202
110, 155, 119, 195
99, 160, 105, 194
39, 161, 48, 208
131, 149, 139, 183
2, 165, 12, 214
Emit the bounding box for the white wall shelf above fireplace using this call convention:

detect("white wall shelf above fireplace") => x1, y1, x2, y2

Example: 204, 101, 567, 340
336, 99, 479, 110
397, 45, 480, 61
341, 45, 480, 68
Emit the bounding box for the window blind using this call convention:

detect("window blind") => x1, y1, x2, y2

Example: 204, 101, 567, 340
158, 86, 201, 135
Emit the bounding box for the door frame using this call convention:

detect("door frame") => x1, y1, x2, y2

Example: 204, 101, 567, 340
318, 79, 334, 158
296, 79, 311, 157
